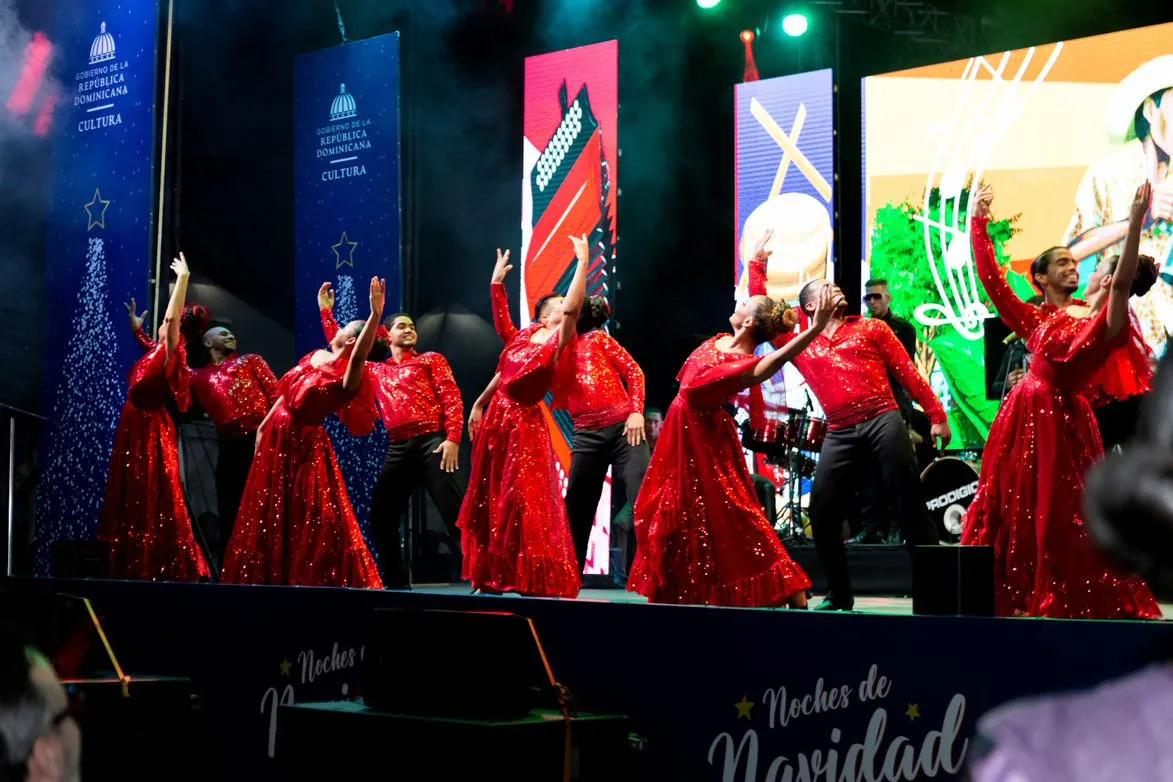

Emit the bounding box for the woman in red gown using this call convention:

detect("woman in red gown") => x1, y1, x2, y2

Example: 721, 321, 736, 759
220, 277, 386, 588
459, 235, 590, 598
98, 255, 211, 582
962, 183, 1161, 619
627, 239, 840, 608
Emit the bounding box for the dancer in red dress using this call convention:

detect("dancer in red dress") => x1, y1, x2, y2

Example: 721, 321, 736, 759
98, 255, 211, 582
628, 240, 840, 608
489, 249, 649, 572
181, 308, 279, 564
459, 235, 590, 598
220, 277, 387, 588
962, 183, 1161, 619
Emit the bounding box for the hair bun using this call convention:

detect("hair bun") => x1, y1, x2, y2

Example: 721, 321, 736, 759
781, 306, 798, 330
181, 303, 212, 340
1133, 255, 1159, 298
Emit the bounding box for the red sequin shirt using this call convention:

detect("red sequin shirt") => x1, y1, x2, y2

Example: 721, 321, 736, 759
321, 309, 464, 443
189, 353, 279, 438
749, 258, 946, 430
490, 282, 644, 430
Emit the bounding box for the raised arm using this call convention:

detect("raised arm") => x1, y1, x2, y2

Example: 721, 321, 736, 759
343, 277, 386, 392
318, 281, 340, 342
160, 254, 191, 358
468, 371, 501, 441
558, 235, 590, 357
1105, 181, 1151, 340
490, 249, 519, 343
748, 286, 839, 384
971, 186, 1040, 340
748, 232, 799, 349
125, 298, 153, 351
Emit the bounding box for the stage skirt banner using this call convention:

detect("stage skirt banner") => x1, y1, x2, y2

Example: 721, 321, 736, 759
35, 0, 161, 574
732, 69, 836, 505
292, 33, 401, 542
521, 40, 619, 575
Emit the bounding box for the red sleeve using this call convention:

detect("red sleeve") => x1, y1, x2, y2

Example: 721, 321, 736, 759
749, 256, 799, 349
973, 215, 1041, 340
132, 325, 154, 352
337, 367, 379, 437
426, 353, 464, 444
320, 308, 340, 342
869, 321, 947, 425
678, 346, 759, 411
166, 340, 192, 413
600, 333, 645, 414
491, 282, 519, 343
248, 355, 280, 404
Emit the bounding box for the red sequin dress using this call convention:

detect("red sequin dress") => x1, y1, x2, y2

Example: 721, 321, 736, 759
220, 352, 383, 588
627, 337, 812, 606
458, 325, 581, 597
98, 329, 211, 581
1084, 312, 1152, 409
961, 215, 1161, 619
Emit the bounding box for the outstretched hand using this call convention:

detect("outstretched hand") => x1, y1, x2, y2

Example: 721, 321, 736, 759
1132, 180, 1153, 225
569, 233, 590, 263
972, 184, 994, 219
751, 228, 774, 263
492, 249, 513, 284
124, 298, 147, 331
170, 252, 190, 279
369, 277, 386, 317
318, 281, 335, 311
812, 286, 838, 328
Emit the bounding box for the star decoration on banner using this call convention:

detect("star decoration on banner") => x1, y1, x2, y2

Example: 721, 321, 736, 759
906, 703, 920, 721
279, 659, 292, 676
332, 231, 359, 269
83, 188, 111, 231
735, 695, 754, 720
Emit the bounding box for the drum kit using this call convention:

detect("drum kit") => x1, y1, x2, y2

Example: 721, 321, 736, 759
741, 406, 984, 545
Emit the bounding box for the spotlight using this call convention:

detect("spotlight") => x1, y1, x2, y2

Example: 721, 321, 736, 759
696, 0, 721, 8
740, 29, 755, 43
781, 12, 809, 37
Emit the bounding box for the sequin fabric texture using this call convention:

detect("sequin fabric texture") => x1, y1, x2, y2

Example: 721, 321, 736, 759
98, 331, 211, 582
321, 308, 463, 442
748, 257, 947, 430
1084, 310, 1153, 408
457, 324, 581, 598
960, 215, 1160, 619
189, 353, 279, 438
627, 337, 811, 607
220, 352, 383, 588
491, 282, 644, 428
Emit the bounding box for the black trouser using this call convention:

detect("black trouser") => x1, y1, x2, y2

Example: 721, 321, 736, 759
1095, 394, 1145, 453
854, 408, 934, 542
216, 432, 256, 563
809, 410, 939, 607
368, 430, 465, 587
564, 421, 652, 571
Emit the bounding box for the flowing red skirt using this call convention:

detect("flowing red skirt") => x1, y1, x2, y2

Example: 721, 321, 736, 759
221, 405, 382, 588
98, 402, 210, 582
962, 373, 1160, 619
628, 397, 811, 607
458, 394, 580, 598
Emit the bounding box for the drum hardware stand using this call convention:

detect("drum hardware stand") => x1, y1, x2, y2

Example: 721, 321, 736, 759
773, 390, 818, 544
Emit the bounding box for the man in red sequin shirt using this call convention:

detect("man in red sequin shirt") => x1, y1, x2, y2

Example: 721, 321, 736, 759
187, 322, 279, 563
750, 259, 951, 610
320, 286, 465, 588
490, 250, 649, 575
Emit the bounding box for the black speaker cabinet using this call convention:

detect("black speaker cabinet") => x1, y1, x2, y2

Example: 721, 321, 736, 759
363, 609, 556, 720
912, 545, 994, 616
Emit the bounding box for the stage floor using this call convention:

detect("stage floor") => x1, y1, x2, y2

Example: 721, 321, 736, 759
410, 584, 1173, 618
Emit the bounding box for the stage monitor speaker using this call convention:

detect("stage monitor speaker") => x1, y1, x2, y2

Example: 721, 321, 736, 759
363, 609, 560, 720
912, 545, 994, 616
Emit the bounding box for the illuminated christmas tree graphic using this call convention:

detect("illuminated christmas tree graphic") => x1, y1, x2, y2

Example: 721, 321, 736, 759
34, 238, 127, 574
322, 274, 387, 551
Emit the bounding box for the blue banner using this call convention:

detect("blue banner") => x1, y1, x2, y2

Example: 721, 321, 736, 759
35, 0, 160, 574
293, 34, 401, 547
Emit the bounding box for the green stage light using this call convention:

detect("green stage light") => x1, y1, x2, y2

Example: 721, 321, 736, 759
782, 13, 809, 36
697, 0, 721, 8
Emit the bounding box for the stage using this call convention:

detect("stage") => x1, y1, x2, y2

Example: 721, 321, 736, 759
7, 574, 1173, 781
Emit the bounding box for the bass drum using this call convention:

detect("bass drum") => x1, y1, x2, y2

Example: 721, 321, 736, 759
920, 458, 980, 543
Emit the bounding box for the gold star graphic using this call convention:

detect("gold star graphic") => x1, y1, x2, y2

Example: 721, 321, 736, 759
905, 703, 920, 721
331, 231, 359, 269
83, 188, 111, 231
735, 695, 754, 720
279, 659, 292, 676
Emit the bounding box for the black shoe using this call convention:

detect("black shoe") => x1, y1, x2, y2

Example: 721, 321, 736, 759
813, 598, 853, 612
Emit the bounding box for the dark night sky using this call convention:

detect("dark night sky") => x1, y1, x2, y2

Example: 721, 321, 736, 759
3, 0, 1171, 412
